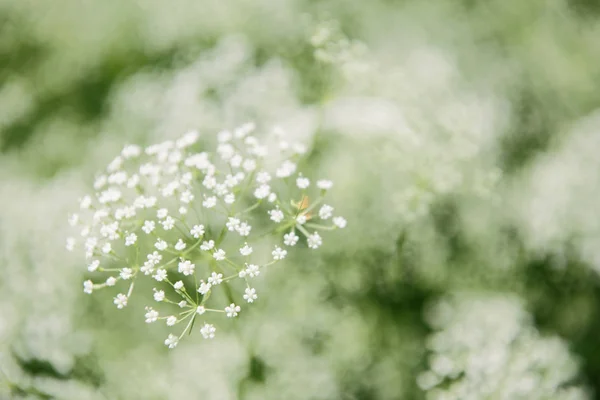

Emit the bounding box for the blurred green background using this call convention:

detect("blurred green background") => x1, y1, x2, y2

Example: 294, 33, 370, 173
2, 0, 600, 399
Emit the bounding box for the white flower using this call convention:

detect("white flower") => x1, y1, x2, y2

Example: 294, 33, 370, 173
125, 233, 137, 246
307, 232, 322, 249
333, 216, 347, 229
268, 193, 277, 202
153, 269, 167, 281
296, 215, 307, 225
246, 264, 260, 278
269, 208, 284, 223
162, 216, 175, 230
178, 259, 195, 276
157, 208, 169, 219
164, 334, 179, 349
179, 206, 188, 215
79, 195, 92, 209
106, 276, 117, 286
191, 224, 205, 238
102, 243, 112, 254
87, 260, 100, 272
224, 193, 235, 204
208, 272, 223, 285
276, 160, 296, 178
201, 240, 215, 251
122, 144, 141, 159
173, 280, 184, 290
141, 261, 154, 275
180, 191, 194, 204
175, 239, 186, 251
256, 171, 271, 184
317, 179, 333, 190
203, 196, 217, 208
225, 303, 241, 318
197, 281, 212, 295
244, 288, 258, 303
113, 293, 128, 309
148, 251, 162, 264
272, 247, 287, 260
178, 300, 187, 308
254, 184, 271, 199
68, 213, 79, 227
243, 159, 256, 172
213, 249, 226, 261
83, 280, 93, 294
203, 175, 217, 189
319, 205, 334, 220
120, 268, 133, 280
142, 220, 155, 234
153, 289, 165, 302
226, 217, 240, 231
296, 174, 310, 189
144, 308, 158, 323
236, 222, 251, 236
283, 231, 299, 246
200, 323, 216, 339
240, 243, 253, 256
166, 316, 177, 326
196, 306, 206, 315
155, 239, 168, 251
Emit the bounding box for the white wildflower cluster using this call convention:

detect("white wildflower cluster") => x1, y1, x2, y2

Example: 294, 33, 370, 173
66, 124, 345, 348
418, 294, 588, 400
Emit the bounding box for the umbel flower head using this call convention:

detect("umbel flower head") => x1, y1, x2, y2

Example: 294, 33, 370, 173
66, 124, 346, 348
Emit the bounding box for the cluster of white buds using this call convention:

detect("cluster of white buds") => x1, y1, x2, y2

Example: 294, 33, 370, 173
66, 124, 345, 348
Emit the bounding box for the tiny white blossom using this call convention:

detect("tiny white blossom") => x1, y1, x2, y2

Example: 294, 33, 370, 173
284, 231, 299, 246
175, 239, 186, 251
157, 208, 168, 219
144, 307, 159, 323
180, 191, 194, 204
178, 300, 187, 308
333, 216, 347, 228
114, 293, 128, 309
142, 220, 155, 234
106, 276, 117, 286
155, 239, 168, 251
296, 174, 310, 189
179, 206, 188, 215
161, 216, 175, 230
276, 160, 296, 178
213, 249, 226, 261
80, 195, 92, 209
236, 222, 251, 236
153, 289, 165, 302
200, 323, 216, 339
141, 261, 154, 275
153, 269, 167, 281
191, 224, 205, 238
164, 334, 179, 349
269, 208, 284, 223
268, 192, 277, 202
196, 306, 206, 315
68, 214, 79, 227
317, 179, 333, 190
243, 159, 256, 172
201, 240, 215, 251
272, 247, 287, 260
122, 144, 141, 159
224, 193, 235, 204
240, 243, 253, 256
245, 264, 260, 278
198, 281, 212, 295
226, 217, 240, 231
254, 184, 271, 199
296, 215, 307, 225
125, 233, 137, 246
244, 287, 258, 303
83, 280, 93, 294
203, 196, 217, 208
225, 303, 241, 318
120, 268, 133, 280
307, 232, 322, 249
256, 171, 271, 184
166, 316, 177, 326
208, 272, 223, 285
319, 205, 334, 220
178, 259, 195, 276
102, 243, 112, 254
148, 251, 162, 264
87, 260, 100, 272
